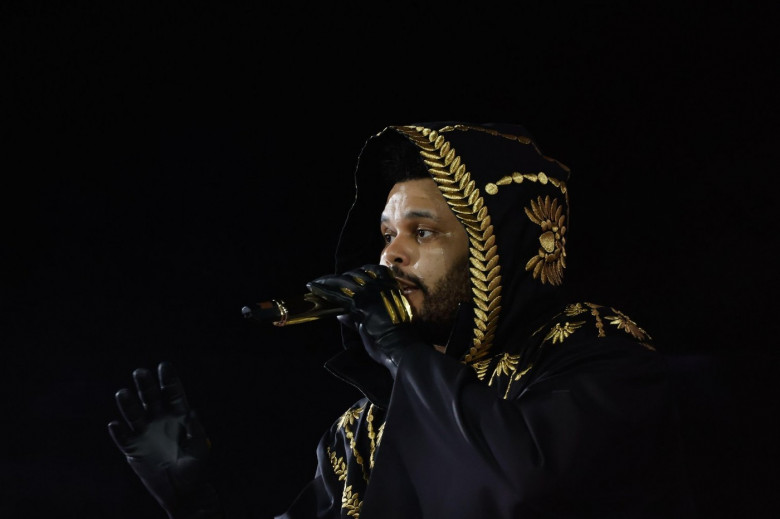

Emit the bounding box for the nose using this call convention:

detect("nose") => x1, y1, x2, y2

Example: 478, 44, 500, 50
380, 235, 412, 266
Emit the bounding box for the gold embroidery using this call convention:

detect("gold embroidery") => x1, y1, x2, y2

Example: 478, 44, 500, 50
471, 358, 491, 380
488, 353, 520, 386
338, 405, 369, 482
514, 364, 533, 381
327, 447, 347, 482
504, 364, 533, 399
605, 308, 652, 341
393, 125, 500, 363
544, 321, 586, 344
375, 421, 385, 451
524, 195, 567, 285
564, 302, 587, 316
585, 302, 606, 337
342, 485, 362, 517
367, 405, 378, 470
337, 406, 362, 429
485, 170, 568, 199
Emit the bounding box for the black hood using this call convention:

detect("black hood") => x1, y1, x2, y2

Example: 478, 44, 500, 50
334, 122, 572, 366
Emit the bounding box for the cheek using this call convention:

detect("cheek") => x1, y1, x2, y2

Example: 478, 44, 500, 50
412, 247, 450, 284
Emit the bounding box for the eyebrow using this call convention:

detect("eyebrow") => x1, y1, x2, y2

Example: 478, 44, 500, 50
381, 210, 438, 224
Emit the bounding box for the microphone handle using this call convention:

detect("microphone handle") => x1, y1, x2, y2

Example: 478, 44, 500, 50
241, 293, 347, 326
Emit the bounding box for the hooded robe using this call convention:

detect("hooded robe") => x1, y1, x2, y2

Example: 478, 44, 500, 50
276, 122, 696, 519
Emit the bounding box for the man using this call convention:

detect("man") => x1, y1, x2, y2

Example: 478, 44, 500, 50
109, 122, 696, 518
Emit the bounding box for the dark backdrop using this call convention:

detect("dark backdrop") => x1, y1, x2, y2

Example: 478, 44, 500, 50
3, 3, 779, 518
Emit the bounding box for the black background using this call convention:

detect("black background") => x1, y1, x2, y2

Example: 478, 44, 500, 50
3, 2, 779, 517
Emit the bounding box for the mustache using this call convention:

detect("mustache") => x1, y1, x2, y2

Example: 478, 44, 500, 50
389, 265, 429, 295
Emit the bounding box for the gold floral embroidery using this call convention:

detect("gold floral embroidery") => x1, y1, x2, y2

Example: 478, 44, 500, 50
605, 308, 652, 341
524, 195, 567, 285
544, 321, 586, 344
342, 485, 362, 517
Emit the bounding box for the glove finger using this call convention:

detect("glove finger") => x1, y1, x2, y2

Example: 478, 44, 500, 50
115, 388, 148, 433
312, 266, 379, 293
133, 367, 164, 415
307, 276, 358, 305
361, 264, 394, 281
107, 419, 135, 452
158, 361, 189, 416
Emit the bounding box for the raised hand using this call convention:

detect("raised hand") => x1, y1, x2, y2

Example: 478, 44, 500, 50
107, 362, 222, 519
307, 264, 418, 378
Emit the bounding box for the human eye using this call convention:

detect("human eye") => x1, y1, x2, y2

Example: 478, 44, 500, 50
415, 229, 435, 240
382, 230, 396, 244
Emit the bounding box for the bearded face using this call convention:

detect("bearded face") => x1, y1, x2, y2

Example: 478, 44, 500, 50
380, 178, 472, 347
391, 251, 471, 346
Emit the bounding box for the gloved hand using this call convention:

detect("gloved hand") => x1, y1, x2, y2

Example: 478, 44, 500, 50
107, 362, 222, 519
307, 264, 417, 378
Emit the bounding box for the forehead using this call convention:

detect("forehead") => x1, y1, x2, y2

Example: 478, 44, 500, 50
382, 178, 454, 219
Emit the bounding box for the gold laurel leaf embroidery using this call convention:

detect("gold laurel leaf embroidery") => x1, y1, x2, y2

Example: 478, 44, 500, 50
488, 352, 520, 386
565, 302, 587, 316
471, 358, 491, 380
544, 321, 586, 344
342, 485, 362, 517
327, 447, 347, 482
395, 125, 503, 362
605, 308, 652, 341
504, 364, 534, 399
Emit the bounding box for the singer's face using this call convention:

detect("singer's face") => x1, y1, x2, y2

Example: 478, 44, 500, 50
379, 178, 471, 339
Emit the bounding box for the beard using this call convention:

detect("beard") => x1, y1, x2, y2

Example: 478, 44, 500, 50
391, 254, 471, 346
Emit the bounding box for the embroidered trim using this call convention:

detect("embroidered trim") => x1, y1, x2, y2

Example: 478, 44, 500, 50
366, 404, 378, 470
337, 405, 369, 483
342, 485, 362, 517
327, 446, 347, 482
585, 302, 607, 337
393, 125, 499, 363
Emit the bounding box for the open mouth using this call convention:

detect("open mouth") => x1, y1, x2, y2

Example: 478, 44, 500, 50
395, 278, 420, 296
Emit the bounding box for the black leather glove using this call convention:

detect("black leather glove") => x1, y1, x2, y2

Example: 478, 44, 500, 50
107, 362, 222, 519
307, 264, 418, 378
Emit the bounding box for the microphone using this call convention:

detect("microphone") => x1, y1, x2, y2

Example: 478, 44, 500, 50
241, 293, 347, 326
